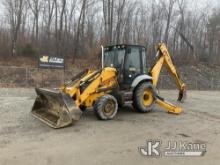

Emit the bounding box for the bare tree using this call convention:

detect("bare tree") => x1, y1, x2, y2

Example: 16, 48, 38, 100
161, 0, 176, 44
115, 0, 126, 44
0, 0, 219, 64
103, 0, 114, 44
57, 0, 66, 56
4, 0, 25, 56
27, 0, 42, 46
74, 0, 87, 58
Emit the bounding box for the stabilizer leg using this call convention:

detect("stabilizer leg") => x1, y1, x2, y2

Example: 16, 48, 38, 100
156, 96, 182, 114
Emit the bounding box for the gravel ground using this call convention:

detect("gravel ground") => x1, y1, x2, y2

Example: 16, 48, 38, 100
0, 88, 220, 165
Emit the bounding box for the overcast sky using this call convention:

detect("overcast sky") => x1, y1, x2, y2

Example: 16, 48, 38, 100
193, 0, 219, 9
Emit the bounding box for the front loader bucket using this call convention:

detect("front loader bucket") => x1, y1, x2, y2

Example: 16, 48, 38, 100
31, 88, 82, 128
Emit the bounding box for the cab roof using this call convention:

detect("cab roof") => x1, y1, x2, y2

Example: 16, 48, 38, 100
104, 44, 146, 49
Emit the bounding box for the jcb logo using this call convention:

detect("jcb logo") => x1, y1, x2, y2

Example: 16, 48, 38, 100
139, 140, 161, 157
40, 56, 49, 63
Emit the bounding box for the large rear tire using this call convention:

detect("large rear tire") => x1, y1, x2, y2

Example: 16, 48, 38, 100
94, 94, 118, 120
133, 82, 156, 113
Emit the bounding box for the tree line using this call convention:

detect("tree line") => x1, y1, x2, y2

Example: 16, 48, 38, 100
0, 0, 219, 64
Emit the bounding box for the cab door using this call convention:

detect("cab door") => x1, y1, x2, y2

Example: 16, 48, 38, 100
121, 46, 143, 89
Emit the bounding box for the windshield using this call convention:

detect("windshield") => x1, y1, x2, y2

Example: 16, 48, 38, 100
104, 48, 125, 69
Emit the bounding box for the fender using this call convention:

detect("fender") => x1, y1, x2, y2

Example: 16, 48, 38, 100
131, 74, 153, 89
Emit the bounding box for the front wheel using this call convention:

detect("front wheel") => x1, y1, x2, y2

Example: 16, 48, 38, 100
94, 94, 118, 120
133, 82, 156, 113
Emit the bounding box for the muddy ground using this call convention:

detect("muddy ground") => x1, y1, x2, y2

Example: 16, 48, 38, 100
0, 89, 220, 165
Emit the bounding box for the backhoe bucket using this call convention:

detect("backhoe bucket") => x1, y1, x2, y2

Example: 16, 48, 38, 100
178, 88, 187, 102
31, 88, 82, 128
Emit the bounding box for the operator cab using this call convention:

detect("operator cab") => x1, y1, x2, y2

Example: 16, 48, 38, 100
103, 44, 147, 89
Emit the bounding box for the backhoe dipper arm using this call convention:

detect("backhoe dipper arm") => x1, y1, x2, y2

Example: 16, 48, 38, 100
150, 43, 186, 102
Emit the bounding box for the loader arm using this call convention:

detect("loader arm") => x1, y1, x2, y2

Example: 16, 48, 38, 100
31, 67, 118, 128
150, 43, 186, 102
63, 67, 118, 108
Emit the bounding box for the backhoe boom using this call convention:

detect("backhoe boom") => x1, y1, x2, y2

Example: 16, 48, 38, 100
150, 43, 186, 102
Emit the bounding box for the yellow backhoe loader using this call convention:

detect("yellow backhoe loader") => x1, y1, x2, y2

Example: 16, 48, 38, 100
31, 43, 186, 128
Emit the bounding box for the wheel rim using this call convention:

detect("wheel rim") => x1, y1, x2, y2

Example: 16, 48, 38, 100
103, 100, 116, 116
142, 89, 153, 106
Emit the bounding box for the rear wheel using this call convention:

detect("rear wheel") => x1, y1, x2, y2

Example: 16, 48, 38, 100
133, 82, 156, 113
94, 94, 118, 120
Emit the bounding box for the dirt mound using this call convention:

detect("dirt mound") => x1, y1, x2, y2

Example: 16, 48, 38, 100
158, 63, 220, 90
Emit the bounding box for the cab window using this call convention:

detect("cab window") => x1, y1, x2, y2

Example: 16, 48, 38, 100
125, 47, 141, 74
104, 48, 125, 69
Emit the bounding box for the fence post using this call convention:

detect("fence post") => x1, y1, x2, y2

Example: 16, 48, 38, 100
62, 70, 65, 84
195, 78, 197, 90
41, 70, 43, 87
211, 77, 214, 90
25, 67, 28, 86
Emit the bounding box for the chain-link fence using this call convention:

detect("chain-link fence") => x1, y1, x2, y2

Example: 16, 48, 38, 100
0, 66, 80, 88
158, 74, 220, 90
0, 65, 220, 90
